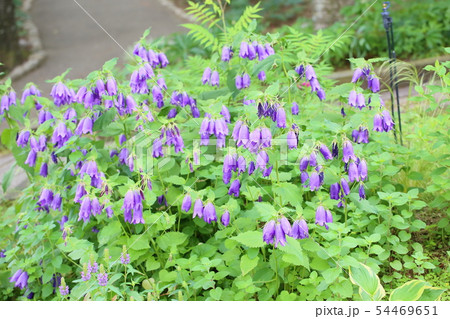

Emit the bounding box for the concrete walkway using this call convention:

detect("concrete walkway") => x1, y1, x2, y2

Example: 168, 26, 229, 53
13, 0, 187, 94
1, 0, 187, 199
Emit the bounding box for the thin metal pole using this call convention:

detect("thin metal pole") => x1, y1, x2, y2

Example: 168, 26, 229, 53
389, 22, 403, 145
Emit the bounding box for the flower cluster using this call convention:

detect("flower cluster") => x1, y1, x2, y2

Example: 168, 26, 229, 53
9, 269, 29, 289
295, 64, 325, 100
133, 43, 169, 68
1, 89, 16, 114
351, 67, 380, 93
122, 189, 145, 224
373, 110, 394, 132
235, 73, 251, 90
201, 67, 220, 87
153, 123, 185, 157
36, 188, 62, 212
263, 217, 309, 247
199, 113, 229, 147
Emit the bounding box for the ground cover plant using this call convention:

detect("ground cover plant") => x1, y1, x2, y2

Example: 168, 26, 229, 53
0, 0, 448, 301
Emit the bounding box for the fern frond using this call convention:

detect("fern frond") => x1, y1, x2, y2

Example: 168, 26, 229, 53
232, 2, 262, 32
181, 23, 219, 50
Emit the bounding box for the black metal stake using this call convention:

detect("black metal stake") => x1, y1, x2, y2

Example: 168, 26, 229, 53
381, 1, 403, 145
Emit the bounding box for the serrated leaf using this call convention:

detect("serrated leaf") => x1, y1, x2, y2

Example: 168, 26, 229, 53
240, 254, 259, 276
232, 231, 265, 248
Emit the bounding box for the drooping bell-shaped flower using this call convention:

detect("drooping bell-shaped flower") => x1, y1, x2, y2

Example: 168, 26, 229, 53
279, 217, 291, 236
152, 138, 163, 158
319, 144, 333, 160
291, 102, 299, 115
10, 269, 29, 289
52, 122, 72, 148
305, 65, 317, 81
158, 52, 169, 67
348, 90, 357, 107
256, 150, 269, 170
309, 151, 317, 167
50, 82, 73, 107
263, 220, 276, 244
309, 172, 321, 191
237, 156, 246, 175
373, 114, 384, 132
239, 41, 249, 58
181, 194, 192, 212
356, 93, 366, 110
276, 107, 286, 128
78, 197, 92, 222
258, 71, 266, 81
274, 223, 287, 248
290, 219, 309, 239
203, 202, 217, 224
40, 162, 48, 177
340, 177, 350, 196
248, 161, 256, 175
315, 206, 333, 230
17, 131, 30, 148
25, 150, 37, 167
287, 130, 297, 150
221, 46, 232, 61
359, 184, 366, 199
242, 73, 251, 88
342, 140, 356, 163
235, 75, 243, 90
221, 210, 230, 227
193, 199, 203, 219
263, 165, 273, 177
330, 182, 341, 200
299, 156, 309, 172
381, 110, 394, 132
348, 161, 360, 182
351, 68, 364, 83
368, 76, 380, 93
301, 171, 309, 187
228, 179, 241, 197
202, 67, 211, 85
211, 70, 220, 87
358, 159, 368, 181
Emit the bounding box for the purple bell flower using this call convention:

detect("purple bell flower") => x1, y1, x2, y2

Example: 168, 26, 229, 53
319, 144, 333, 160
315, 206, 333, 230
263, 220, 276, 244
342, 140, 356, 163
340, 177, 350, 196
235, 75, 243, 90
17, 131, 30, 148
239, 41, 249, 58
351, 68, 364, 83
10, 269, 29, 289
221, 46, 232, 61
40, 162, 48, 177
202, 67, 211, 85
274, 223, 287, 248
305, 65, 317, 80
203, 202, 217, 224
193, 199, 203, 219
356, 93, 366, 110
211, 71, 220, 87
348, 90, 357, 107
358, 159, 368, 181
301, 171, 309, 187
291, 102, 299, 115
299, 156, 309, 172
258, 71, 266, 81
78, 197, 92, 222
181, 194, 192, 212
368, 76, 380, 92
309, 172, 321, 191
381, 110, 394, 132
287, 131, 297, 150
373, 114, 384, 132
348, 161, 360, 182
359, 184, 366, 199
25, 150, 37, 167
248, 161, 256, 175
228, 179, 241, 197
330, 183, 341, 200
276, 107, 286, 128
167, 108, 177, 119
242, 73, 251, 88
152, 138, 163, 158
158, 52, 169, 67
290, 219, 309, 239
221, 211, 230, 227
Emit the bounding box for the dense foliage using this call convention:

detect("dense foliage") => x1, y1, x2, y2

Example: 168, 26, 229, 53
0, 1, 448, 301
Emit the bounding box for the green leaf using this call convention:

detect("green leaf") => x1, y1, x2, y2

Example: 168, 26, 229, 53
272, 182, 302, 206
349, 262, 385, 301
102, 58, 118, 71
163, 176, 186, 185
322, 267, 342, 284
390, 260, 402, 271
156, 232, 188, 251
128, 235, 150, 251
2, 163, 15, 193
93, 108, 117, 131
418, 286, 446, 301
232, 231, 265, 248
98, 221, 122, 246
240, 254, 259, 276
279, 237, 309, 269
389, 280, 429, 301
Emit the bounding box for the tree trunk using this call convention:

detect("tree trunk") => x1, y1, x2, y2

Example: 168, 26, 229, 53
0, 0, 20, 74
311, 0, 354, 30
